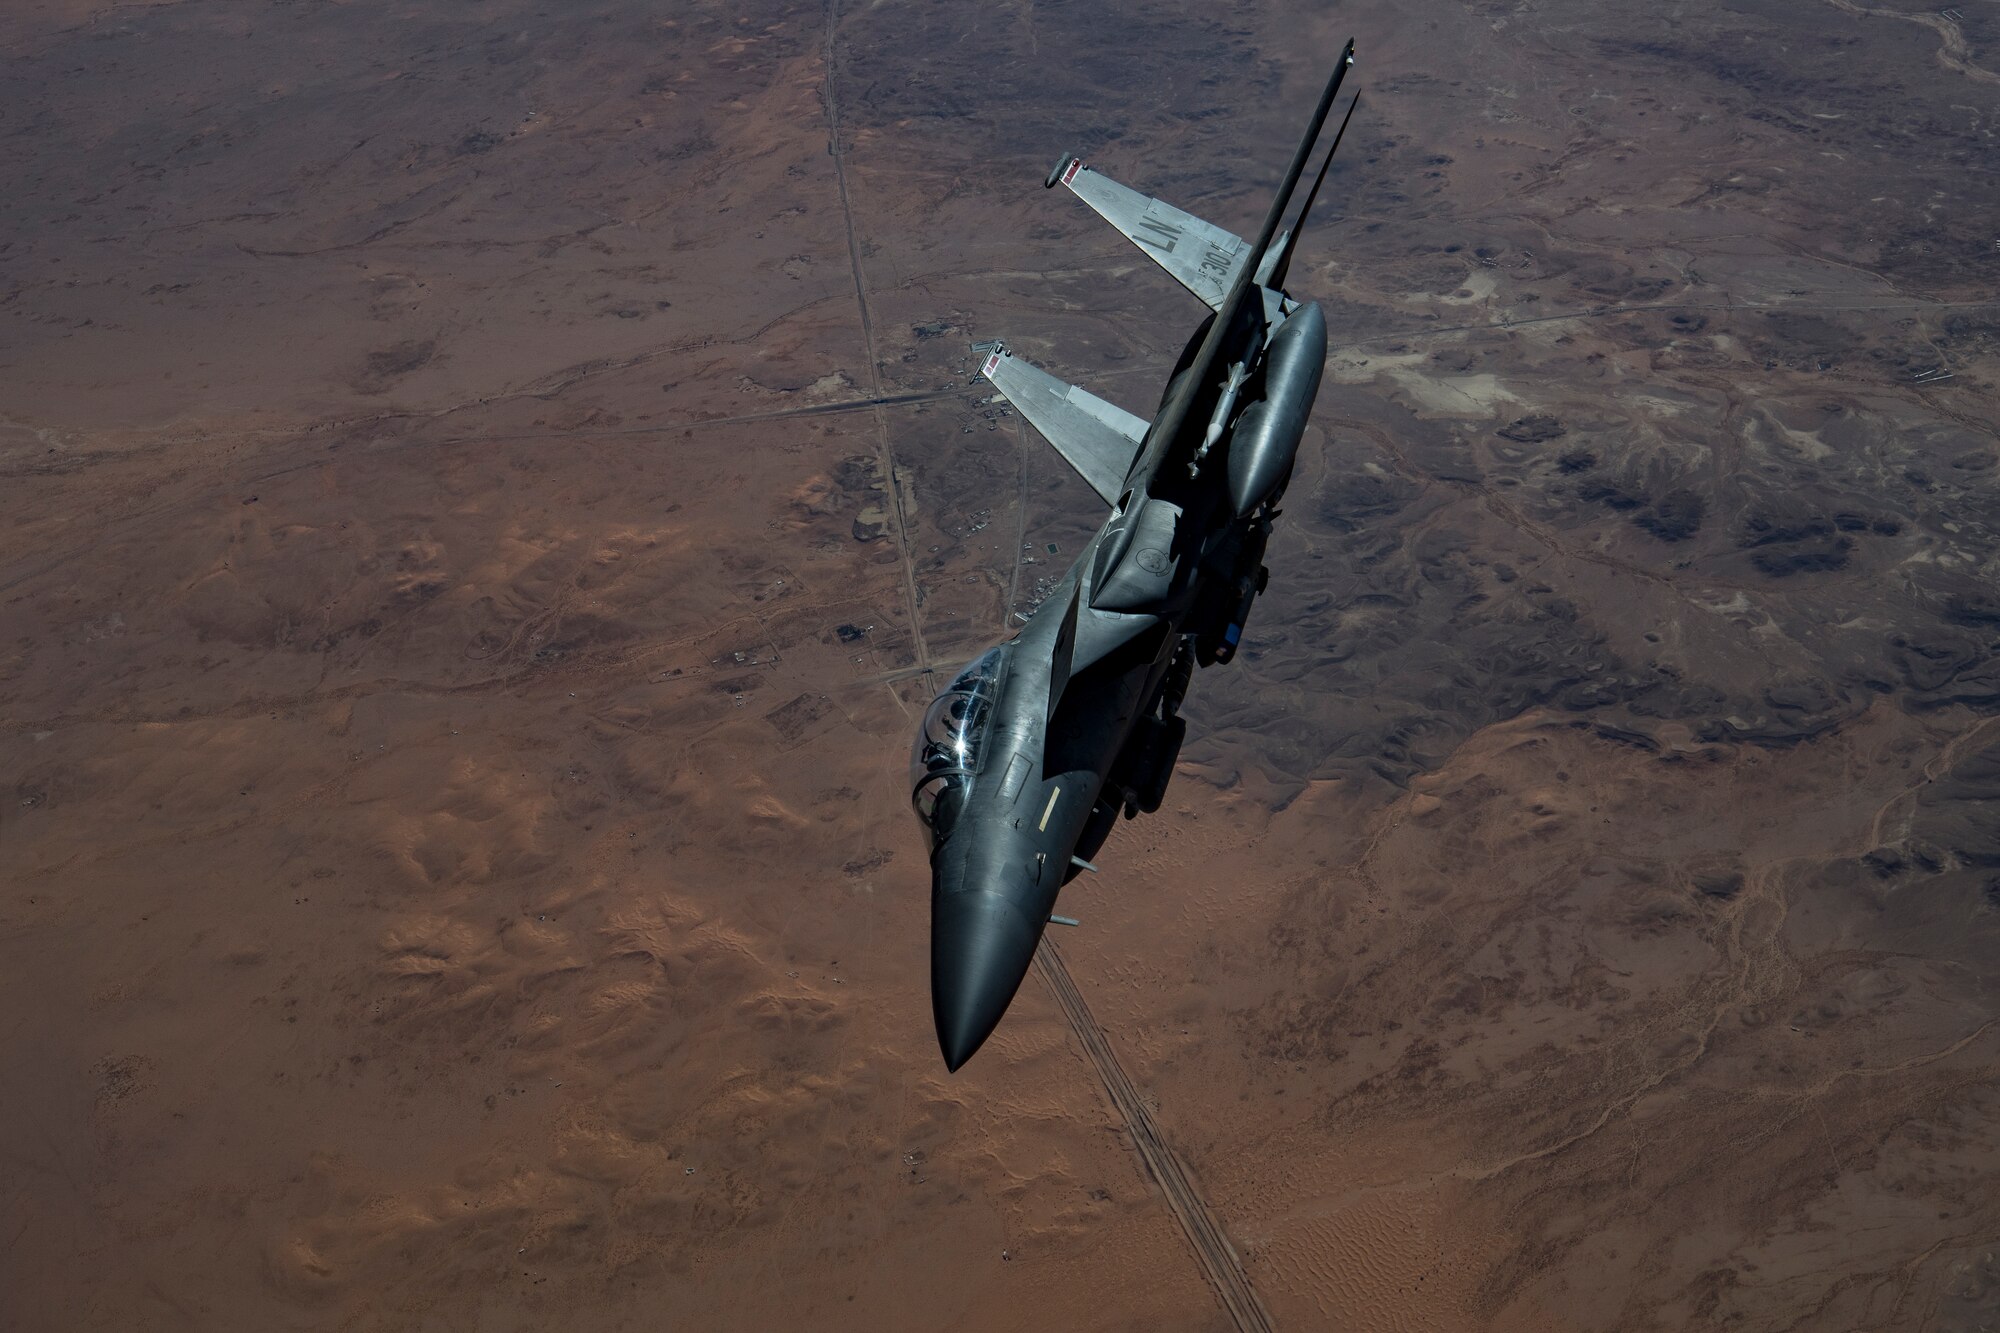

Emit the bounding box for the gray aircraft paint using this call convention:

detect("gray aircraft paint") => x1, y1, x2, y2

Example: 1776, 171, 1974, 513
915, 43, 1359, 1070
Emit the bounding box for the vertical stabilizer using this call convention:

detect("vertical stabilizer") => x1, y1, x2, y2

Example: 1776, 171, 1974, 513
1260, 93, 1361, 292
1228, 41, 1355, 306
1143, 43, 1356, 466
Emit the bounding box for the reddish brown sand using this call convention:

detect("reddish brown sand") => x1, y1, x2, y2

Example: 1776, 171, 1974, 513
4, 0, 1998, 1329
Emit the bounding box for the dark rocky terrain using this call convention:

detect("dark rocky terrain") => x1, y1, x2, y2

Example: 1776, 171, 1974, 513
2, 0, 1996, 1328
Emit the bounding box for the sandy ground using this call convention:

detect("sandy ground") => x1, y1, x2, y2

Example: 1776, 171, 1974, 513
3, 0, 1998, 1329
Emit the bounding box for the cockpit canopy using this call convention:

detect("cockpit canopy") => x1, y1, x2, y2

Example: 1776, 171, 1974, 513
910, 645, 1009, 844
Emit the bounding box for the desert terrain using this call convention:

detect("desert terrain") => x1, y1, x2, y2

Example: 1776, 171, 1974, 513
2, 0, 1998, 1328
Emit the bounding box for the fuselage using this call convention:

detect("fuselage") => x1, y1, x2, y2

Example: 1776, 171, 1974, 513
923, 550, 1181, 1070
914, 38, 1354, 1072
920, 306, 1310, 1069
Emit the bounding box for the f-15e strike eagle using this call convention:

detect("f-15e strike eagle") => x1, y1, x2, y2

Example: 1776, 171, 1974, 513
912, 42, 1359, 1071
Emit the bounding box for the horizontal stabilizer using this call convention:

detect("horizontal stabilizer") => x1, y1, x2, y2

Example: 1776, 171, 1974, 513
978, 346, 1146, 505
1048, 156, 1249, 311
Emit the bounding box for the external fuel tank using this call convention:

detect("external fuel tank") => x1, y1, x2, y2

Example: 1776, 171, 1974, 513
1225, 301, 1326, 518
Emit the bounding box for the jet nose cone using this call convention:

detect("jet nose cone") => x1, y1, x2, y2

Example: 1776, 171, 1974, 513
932, 888, 1043, 1072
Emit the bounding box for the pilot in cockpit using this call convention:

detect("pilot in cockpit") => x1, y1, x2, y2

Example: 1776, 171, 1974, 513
908, 645, 1010, 846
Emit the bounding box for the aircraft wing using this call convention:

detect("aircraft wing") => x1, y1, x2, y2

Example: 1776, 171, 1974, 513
978, 346, 1146, 505
1048, 156, 1249, 311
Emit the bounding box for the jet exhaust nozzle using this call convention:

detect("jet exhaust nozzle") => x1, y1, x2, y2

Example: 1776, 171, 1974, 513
1227, 302, 1327, 519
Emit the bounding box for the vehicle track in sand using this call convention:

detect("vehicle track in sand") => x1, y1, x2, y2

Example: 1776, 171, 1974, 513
1034, 938, 1277, 1333
823, 0, 932, 696
820, 11, 1270, 1324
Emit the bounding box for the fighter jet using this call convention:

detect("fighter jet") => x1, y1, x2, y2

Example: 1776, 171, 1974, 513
913, 42, 1360, 1071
